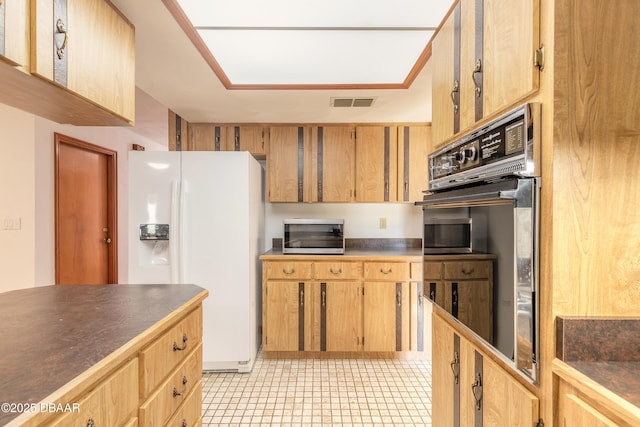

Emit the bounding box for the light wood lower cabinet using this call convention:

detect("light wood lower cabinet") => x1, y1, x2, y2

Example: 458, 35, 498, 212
432, 311, 539, 426
50, 358, 139, 427
425, 256, 494, 342
262, 256, 423, 356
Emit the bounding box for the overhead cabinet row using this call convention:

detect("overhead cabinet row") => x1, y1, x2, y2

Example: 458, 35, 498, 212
172, 115, 432, 204
268, 125, 431, 203
0, 0, 135, 125
431, 0, 541, 147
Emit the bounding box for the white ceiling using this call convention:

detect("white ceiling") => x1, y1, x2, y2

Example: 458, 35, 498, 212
111, 0, 451, 124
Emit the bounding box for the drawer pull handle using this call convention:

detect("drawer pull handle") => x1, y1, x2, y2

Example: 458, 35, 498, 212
283, 267, 295, 275
173, 333, 188, 351
87, 419, 95, 427
182, 420, 187, 427
461, 267, 475, 275
380, 268, 392, 274
55, 19, 69, 60
329, 267, 342, 275
173, 376, 188, 397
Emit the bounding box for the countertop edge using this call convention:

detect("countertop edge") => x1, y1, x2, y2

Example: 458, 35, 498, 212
6, 288, 209, 427
552, 358, 640, 424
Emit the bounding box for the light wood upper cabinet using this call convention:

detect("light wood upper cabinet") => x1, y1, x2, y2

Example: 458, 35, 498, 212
355, 126, 398, 202
226, 125, 269, 157
431, 0, 540, 148
396, 125, 432, 202
0, 0, 30, 68
482, 0, 540, 120
187, 123, 226, 151
268, 126, 309, 202
31, 0, 135, 123
309, 125, 356, 202
431, 8, 456, 147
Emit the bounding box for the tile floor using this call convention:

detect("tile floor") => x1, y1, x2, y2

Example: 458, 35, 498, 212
201, 352, 432, 426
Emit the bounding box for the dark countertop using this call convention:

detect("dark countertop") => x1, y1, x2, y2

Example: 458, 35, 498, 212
0, 284, 207, 426
555, 317, 640, 412
261, 247, 424, 258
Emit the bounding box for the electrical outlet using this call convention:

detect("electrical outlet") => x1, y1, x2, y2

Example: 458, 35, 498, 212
379, 217, 387, 229
2, 217, 21, 230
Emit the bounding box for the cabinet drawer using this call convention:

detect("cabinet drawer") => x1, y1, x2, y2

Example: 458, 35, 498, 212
265, 261, 312, 279
423, 262, 443, 279
166, 380, 202, 427
444, 261, 492, 280
140, 307, 203, 398
314, 261, 363, 280
50, 358, 138, 427
364, 262, 409, 281
140, 343, 202, 427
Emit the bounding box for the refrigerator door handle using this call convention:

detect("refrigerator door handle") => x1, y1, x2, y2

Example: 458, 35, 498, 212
179, 179, 189, 284
170, 179, 180, 284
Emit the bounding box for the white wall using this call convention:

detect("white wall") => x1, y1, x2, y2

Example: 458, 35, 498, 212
0, 90, 169, 292
265, 202, 423, 247
0, 105, 36, 293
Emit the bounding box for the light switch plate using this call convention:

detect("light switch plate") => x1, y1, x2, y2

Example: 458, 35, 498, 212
3, 217, 21, 230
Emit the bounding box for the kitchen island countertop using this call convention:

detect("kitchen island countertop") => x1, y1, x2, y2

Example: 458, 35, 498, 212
0, 284, 207, 426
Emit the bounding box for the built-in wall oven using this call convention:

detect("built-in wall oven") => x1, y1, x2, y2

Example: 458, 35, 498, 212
417, 103, 541, 383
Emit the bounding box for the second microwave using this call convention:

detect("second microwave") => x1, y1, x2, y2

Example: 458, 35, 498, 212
423, 218, 472, 254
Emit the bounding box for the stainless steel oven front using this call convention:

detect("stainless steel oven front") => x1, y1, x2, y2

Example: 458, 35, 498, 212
417, 103, 541, 384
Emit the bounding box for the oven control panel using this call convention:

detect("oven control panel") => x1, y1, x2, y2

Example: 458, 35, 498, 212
429, 103, 539, 191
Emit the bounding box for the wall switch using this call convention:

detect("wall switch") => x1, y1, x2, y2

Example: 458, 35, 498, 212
3, 217, 21, 230
379, 217, 387, 229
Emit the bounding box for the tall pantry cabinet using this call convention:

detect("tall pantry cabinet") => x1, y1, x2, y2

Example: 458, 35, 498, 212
430, 0, 640, 425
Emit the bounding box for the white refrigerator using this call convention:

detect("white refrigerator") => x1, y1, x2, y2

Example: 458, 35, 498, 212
128, 150, 264, 372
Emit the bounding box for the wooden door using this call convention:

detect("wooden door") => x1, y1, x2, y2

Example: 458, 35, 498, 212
187, 123, 227, 151
55, 133, 117, 284
1, 0, 30, 68
310, 126, 355, 202
449, 280, 493, 342
264, 281, 301, 351
324, 282, 362, 351
226, 125, 268, 156
355, 126, 397, 202
482, 0, 540, 119
430, 9, 457, 148
268, 126, 306, 202
397, 125, 431, 202
432, 314, 456, 426
364, 282, 408, 351
483, 356, 539, 426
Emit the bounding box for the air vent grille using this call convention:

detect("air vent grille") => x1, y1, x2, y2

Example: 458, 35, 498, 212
330, 97, 377, 108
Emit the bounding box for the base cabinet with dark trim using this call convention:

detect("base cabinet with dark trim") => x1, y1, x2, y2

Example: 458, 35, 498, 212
432, 310, 539, 426
261, 255, 425, 357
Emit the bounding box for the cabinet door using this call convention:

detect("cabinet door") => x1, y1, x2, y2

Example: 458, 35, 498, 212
226, 125, 269, 156
363, 282, 409, 351
397, 125, 432, 202
0, 0, 29, 68
482, 0, 540, 119
168, 110, 190, 152
32, 0, 135, 121
268, 126, 307, 202
323, 281, 362, 351
355, 126, 398, 202
431, 9, 457, 148
560, 391, 618, 427
310, 126, 356, 202
483, 356, 539, 426
432, 314, 457, 426
187, 124, 227, 151
264, 281, 303, 351
448, 280, 493, 343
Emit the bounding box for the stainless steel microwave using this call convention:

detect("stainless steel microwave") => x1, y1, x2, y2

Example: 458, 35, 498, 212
283, 219, 345, 254
423, 218, 472, 254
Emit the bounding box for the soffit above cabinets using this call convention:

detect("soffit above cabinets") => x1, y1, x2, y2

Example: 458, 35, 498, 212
165, 0, 452, 89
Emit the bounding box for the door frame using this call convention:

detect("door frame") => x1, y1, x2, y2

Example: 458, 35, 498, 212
54, 133, 118, 284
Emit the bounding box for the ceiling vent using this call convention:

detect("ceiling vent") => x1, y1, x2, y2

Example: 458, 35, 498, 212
330, 97, 376, 108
